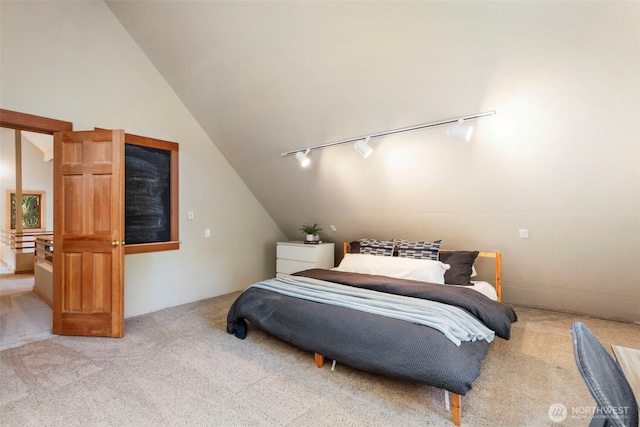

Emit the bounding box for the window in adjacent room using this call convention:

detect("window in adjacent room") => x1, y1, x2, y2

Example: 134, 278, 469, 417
8, 191, 45, 229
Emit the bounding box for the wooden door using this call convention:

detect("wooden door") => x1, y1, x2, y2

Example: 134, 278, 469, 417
52, 129, 125, 337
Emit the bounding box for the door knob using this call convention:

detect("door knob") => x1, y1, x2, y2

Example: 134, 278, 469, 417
111, 240, 120, 247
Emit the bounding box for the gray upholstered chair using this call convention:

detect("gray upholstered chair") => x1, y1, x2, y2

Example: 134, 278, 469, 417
571, 322, 639, 427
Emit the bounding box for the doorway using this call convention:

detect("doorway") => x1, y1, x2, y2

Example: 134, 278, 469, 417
0, 127, 54, 349
0, 109, 72, 349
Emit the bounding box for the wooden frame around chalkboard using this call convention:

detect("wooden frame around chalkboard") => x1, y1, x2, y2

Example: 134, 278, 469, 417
124, 132, 179, 254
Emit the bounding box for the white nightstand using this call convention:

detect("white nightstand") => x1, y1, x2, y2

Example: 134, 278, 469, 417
276, 241, 335, 276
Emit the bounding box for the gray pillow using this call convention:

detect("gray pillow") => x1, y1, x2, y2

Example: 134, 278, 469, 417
439, 251, 479, 286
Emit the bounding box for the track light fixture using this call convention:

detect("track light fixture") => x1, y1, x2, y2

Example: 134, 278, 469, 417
281, 110, 495, 166
447, 119, 474, 141
354, 136, 373, 158
295, 149, 311, 167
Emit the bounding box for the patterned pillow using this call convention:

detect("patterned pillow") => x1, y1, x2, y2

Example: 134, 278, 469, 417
359, 238, 395, 256
396, 239, 442, 260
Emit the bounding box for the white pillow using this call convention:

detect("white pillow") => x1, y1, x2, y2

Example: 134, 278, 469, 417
334, 253, 450, 284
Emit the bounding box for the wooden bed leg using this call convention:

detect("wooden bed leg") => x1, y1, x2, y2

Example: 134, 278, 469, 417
451, 393, 461, 426
314, 353, 325, 368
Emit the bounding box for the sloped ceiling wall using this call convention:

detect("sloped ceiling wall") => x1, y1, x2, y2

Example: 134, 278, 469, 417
1, 0, 287, 317
106, 1, 640, 322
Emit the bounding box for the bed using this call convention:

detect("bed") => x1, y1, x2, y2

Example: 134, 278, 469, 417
227, 239, 517, 425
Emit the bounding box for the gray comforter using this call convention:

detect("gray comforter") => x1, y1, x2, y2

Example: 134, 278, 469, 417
226, 269, 517, 395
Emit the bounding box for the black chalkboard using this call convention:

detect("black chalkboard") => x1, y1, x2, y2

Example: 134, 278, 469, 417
124, 143, 172, 245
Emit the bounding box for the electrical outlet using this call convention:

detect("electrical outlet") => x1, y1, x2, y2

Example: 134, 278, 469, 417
205, 229, 210, 238
519, 229, 529, 238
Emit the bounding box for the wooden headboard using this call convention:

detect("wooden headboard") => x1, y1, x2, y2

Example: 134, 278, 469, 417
343, 242, 502, 302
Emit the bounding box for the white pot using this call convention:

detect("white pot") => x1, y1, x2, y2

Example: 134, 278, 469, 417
305, 234, 320, 243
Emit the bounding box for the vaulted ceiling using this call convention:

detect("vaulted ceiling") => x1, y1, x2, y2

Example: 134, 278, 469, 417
105, 1, 637, 255
106, 1, 512, 241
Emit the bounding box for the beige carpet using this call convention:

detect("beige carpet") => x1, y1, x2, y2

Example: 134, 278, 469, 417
0, 259, 12, 275
0, 274, 53, 351
0, 292, 638, 426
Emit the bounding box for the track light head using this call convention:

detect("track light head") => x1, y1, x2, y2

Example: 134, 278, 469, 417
295, 150, 310, 167
447, 119, 474, 141
354, 136, 373, 158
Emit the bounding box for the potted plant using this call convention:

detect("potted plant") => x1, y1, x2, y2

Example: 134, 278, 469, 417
299, 223, 323, 244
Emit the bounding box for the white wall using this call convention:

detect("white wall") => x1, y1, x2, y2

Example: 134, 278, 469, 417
3, 1, 638, 324
0, 1, 286, 317
107, 1, 640, 323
